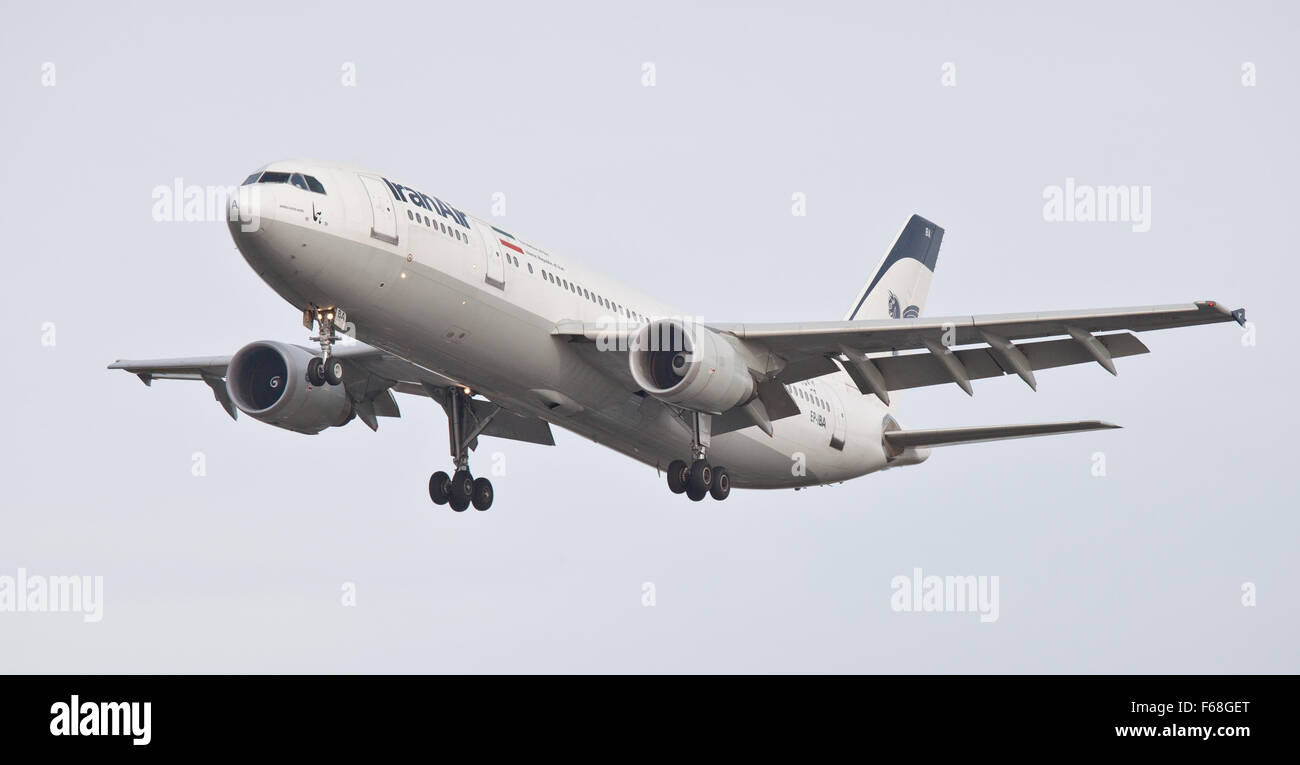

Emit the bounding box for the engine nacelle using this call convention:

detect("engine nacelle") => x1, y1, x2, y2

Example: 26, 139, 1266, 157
226, 341, 353, 434
628, 319, 756, 414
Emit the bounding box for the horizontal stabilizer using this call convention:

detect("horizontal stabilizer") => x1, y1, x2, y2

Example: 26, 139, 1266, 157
883, 420, 1119, 450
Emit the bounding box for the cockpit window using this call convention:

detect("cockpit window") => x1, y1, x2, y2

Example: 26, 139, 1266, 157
244, 170, 326, 194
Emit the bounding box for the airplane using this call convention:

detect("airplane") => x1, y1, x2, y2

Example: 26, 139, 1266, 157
109, 160, 1247, 511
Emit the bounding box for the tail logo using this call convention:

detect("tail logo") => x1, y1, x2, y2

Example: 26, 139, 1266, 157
888, 291, 920, 320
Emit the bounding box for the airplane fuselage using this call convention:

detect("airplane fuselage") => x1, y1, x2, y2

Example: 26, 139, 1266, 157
228, 161, 903, 488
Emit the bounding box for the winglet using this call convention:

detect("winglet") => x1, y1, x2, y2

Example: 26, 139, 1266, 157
1198, 299, 1247, 327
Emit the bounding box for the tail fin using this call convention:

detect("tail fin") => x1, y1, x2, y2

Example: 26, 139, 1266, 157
843, 215, 944, 321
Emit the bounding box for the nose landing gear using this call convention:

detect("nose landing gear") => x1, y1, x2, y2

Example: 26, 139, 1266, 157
665, 411, 732, 502
426, 385, 495, 512
306, 306, 346, 386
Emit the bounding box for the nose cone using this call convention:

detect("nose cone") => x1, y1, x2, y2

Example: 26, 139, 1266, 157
226, 183, 316, 309
227, 184, 272, 274
227, 182, 275, 244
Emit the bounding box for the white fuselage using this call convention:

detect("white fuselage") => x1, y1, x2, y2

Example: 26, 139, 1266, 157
229, 160, 906, 488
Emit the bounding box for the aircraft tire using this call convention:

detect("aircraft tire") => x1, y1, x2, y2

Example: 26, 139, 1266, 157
306, 357, 327, 386
450, 469, 474, 510
709, 467, 730, 501
324, 358, 344, 385
471, 477, 494, 511
666, 460, 689, 494
688, 460, 712, 497
429, 471, 450, 504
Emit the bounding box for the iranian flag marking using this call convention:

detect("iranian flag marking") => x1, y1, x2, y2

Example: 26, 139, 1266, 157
492, 225, 524, 254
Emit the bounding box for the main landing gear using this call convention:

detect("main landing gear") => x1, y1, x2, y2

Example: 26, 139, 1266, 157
427, 385, 494, 512
305, 306, 345, 387
665, 411, 731, 502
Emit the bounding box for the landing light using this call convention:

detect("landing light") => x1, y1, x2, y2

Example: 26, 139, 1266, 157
400, 272, 407, 279
462, 386, 472, 395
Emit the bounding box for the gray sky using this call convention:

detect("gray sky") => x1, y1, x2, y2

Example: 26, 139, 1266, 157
2, 0, 1295, 672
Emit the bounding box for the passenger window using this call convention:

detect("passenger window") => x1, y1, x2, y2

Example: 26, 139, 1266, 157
290, 173, 310, 190
407, 210, 414, 220
305, 175, 326, 194
527, 264, 534, 273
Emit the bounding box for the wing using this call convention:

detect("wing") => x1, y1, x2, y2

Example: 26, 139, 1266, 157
107, 355, 242, 418
707, 300, 1245, 401
108, 343, 555, 445
552, 301, 1244, 403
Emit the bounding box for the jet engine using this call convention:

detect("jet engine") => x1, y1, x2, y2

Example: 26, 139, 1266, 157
226, 341, 353, 434
628, 319, 756, 414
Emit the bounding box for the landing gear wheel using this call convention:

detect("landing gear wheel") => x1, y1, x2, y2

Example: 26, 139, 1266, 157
709, 467, 731, 501
666, 460, 689, 494
471, 477, 494, 511
686, 481, 708, 502
687, 459, 712, 498
324, 358, 344, 386
428, 471, 450, 505
449, 469, 474, 512
306, 357, 327, 386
